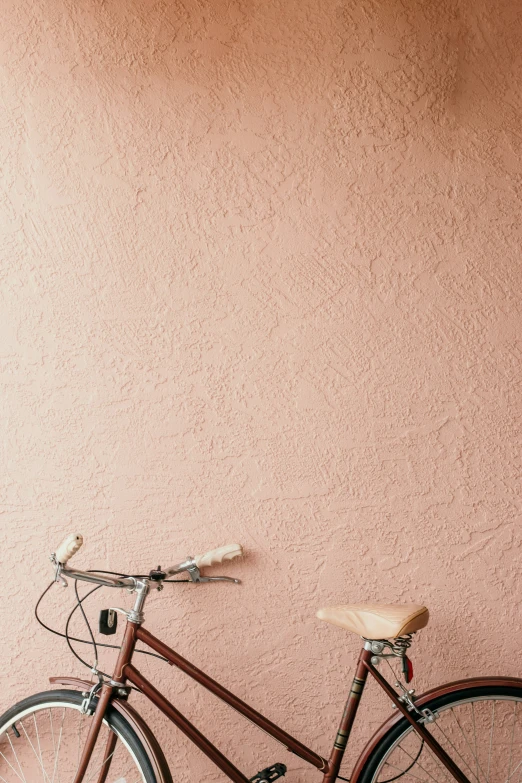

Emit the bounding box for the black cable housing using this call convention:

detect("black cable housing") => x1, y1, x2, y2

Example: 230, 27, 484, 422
35, 569, 189, 677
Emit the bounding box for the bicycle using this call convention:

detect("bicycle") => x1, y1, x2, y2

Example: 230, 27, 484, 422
1, 533, 521, 783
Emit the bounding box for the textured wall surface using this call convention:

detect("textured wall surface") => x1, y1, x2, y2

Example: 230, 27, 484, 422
1, 0, 522, 780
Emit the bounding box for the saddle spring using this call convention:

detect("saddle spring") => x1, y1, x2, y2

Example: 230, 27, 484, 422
366, 634, 415, 683
391, 633, 413, 656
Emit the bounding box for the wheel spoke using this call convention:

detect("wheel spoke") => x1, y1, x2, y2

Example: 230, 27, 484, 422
381, 757, 430, 782
0, 701, 146, 783
431, 718, 481, 783
487, 701, 495, 783
371, 694, 522, 783
392, 741, 450, 783
507, 703, 518, 782
84, 746, 117, 783
5, 730, 28, 783
471, 702, 479, 783
0, 745, 26, 783
18, 720, 52, 783
51, 707, 65, 783
503, 758, 522, 783
48, 711, 55, 782
450, 707, 488, 782
32, 712, 48, 783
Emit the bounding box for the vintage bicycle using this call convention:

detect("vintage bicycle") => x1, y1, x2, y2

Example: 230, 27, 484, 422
1, 533, 521, 783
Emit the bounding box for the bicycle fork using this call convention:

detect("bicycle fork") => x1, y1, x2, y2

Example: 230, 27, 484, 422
72, 621, 139, 783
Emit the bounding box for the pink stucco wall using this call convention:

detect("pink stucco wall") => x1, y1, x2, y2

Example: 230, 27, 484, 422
1, 0, 522, 779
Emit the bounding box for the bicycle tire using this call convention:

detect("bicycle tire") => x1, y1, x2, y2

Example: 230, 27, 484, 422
0, 688, 158, 783
358, 685, 522, 783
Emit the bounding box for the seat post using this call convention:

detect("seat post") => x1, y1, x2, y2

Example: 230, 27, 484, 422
322, 645, 373, 783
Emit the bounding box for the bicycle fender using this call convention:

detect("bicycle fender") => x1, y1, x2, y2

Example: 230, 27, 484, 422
49, 676, 173, 783
350, 676, 522, 783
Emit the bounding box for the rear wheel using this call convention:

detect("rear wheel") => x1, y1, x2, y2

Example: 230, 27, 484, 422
359, 685, 522, 783
0, 689, 157, 783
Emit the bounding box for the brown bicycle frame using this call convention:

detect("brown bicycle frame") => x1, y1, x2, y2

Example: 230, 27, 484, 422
72, 619, 472, 783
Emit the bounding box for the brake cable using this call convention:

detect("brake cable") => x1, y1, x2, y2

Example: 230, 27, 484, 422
35, 569, 189, 677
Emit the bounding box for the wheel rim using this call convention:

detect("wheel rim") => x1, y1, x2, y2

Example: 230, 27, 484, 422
370, 694, 522, 783
0, 699, 148, 783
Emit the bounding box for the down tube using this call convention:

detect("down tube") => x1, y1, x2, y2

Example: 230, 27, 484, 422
126, 664, 251, 783
135, 626, 328, 771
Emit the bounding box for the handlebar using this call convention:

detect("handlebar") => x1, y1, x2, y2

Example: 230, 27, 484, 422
55, 533, 84, 564
51, 534, 243, 589
194, 544, 243, 569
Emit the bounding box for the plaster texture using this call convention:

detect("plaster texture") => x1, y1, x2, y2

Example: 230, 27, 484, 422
1, 0, 522, 780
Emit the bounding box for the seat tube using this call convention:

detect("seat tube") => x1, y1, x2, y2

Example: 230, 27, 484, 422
322, 646, 373, 783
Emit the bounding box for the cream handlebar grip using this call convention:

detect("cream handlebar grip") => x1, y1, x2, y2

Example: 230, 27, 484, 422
55, 533, 84, 564
194, 544, 243, 569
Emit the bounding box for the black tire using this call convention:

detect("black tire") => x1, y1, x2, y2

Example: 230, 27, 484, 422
358, 685, 522, 783
0, 688, 158, 783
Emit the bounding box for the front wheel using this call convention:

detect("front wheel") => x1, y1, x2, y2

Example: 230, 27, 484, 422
359, 685, 522, 783
0, 689, 157, 783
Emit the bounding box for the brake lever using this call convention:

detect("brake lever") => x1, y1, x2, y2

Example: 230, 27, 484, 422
50, 555, 68, 587
186, 563, 240, 584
